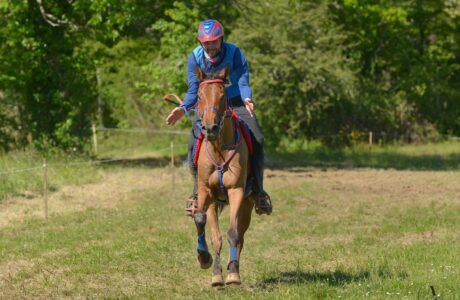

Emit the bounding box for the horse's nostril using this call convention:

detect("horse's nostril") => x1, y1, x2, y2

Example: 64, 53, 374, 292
203, 124, 218, 134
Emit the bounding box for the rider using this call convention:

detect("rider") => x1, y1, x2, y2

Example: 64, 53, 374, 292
165, 19, 272, 216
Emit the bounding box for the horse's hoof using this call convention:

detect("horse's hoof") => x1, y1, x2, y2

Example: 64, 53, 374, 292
211, 274, 225, 287
197, 250, 213, 269
225, 273, 241, 285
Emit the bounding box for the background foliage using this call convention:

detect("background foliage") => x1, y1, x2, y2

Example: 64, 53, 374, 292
1, 0, 459, 151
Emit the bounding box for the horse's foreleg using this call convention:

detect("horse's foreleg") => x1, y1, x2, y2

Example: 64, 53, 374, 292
226, 187, 244, 285
207, 202, 224, 286
237, 197, 254, 260
195, 187, 212, 269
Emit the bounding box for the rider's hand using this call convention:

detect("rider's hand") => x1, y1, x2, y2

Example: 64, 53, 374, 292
244, 98, 254, 117
165, 107, 185, 125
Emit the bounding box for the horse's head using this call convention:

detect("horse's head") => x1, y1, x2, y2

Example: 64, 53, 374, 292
196, 66, 229, 141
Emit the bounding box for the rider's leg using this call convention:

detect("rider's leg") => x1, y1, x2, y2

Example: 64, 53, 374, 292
233, 106, 264, 190
185, 116, 201, 216
232, 105, 272, 215
188, 132, 198, 195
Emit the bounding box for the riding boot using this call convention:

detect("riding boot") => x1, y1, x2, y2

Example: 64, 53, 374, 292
252, 149, 272, 215
230, 103, 272, 215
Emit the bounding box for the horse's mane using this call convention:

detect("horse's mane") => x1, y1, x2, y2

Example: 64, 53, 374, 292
203, 71, 229, 85
205, 72, 221, 80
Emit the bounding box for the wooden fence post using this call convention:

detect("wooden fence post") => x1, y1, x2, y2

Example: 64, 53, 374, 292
92, 123, 98, 156
43, 157, 48, 221
369, 131, 373, 147
170, 141, 175, 191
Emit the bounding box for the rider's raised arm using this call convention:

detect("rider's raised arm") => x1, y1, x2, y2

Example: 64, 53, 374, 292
182, 53, 200, 111
234, 48, 253, 102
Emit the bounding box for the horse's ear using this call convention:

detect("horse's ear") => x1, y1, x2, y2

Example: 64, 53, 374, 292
218, 65, 230, 81
196, 66, 206, 81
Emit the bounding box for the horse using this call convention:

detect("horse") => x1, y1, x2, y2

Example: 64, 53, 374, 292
192, 65, 255, 287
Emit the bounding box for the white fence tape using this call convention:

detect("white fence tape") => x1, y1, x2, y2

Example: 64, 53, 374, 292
0, 143, 188, 177
0, 166, 43, 176
97, 127, 189, 136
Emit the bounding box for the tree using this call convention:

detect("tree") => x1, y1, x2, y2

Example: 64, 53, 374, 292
137, 0, 239, 129
0, 0, 172, 149
333, 0, 460, 139
232, 0, 357, 145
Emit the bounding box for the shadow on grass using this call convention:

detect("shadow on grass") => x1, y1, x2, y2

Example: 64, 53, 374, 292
257, 270, 370, 288
266, 149, 460, 171
96, 146, 460, 171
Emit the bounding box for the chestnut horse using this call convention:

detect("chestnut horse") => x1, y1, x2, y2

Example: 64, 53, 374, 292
193, 65, 255, 287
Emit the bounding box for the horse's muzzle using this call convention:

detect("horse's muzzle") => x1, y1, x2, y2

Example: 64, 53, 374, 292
202, 123, 219, 141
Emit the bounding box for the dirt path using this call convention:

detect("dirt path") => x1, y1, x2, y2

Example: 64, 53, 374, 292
266, 168, 460, 204
1, 167, 459, 229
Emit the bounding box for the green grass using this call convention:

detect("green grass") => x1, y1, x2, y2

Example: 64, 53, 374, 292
0, 128, 189, 201
1, 140, 459, 298
1, 164, 459, 298
96, 129, 189, 159
268, 139, 460, 171
0, 150, 100, 201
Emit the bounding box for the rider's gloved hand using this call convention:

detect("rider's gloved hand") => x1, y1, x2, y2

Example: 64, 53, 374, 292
244, 98, 254, 117
166, 106, 185, 125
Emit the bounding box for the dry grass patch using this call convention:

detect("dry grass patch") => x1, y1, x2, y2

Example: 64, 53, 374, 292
390, 229, 460, 246
0, 167, 178, 229
306, 169, 460, 205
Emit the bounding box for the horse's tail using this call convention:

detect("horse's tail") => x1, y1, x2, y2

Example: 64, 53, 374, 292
216, 199, 226, 217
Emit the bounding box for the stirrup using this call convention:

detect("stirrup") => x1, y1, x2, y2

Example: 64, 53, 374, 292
185, 195, 198, 217
254, 192, 272, 215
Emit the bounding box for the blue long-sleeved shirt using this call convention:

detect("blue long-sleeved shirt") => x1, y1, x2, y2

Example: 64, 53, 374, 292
182, 42, 252, 110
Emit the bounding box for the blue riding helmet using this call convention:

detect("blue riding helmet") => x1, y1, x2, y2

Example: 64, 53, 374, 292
197, 19, 224, 43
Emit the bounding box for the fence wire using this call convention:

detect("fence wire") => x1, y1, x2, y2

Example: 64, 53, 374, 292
2, 123, 459, 178
0, 143, 188, 177
97, 127, 189, 136
0, 166, 43, 176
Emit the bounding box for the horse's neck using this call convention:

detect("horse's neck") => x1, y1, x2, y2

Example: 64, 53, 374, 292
222, 117, 236, 146
207, 117, 235, 160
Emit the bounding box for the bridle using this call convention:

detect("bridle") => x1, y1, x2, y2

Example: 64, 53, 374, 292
197, 78, 232, 136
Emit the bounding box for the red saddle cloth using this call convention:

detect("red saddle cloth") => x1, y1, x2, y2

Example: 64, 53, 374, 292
193, 112, 253, 166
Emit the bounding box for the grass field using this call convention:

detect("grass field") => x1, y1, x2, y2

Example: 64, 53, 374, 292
0, 150, 100, 201
0, 139, 459, 299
